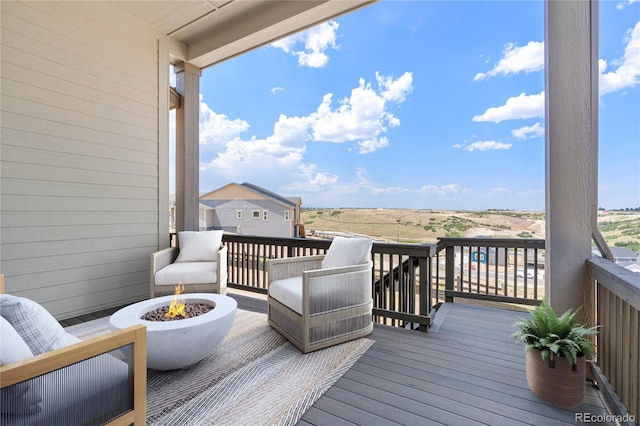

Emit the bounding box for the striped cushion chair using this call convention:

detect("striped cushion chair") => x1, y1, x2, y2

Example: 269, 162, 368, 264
267, 237, 373, 353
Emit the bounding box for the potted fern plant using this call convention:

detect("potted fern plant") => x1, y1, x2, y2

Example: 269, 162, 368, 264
512, 298, 598, 408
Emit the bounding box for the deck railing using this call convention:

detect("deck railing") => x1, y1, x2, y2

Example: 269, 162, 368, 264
435, 237, 546, 306
222, 234, 436, 330
588, 257, 640, 424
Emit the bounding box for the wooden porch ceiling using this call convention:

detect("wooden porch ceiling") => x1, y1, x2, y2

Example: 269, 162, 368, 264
109, 0, 376, 69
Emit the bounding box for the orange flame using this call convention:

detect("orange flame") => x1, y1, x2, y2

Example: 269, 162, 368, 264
165, 284, 186, 318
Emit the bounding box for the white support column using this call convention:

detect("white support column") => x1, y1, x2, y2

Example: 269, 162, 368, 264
175, 61, 202, 232
544, 0, 598, 319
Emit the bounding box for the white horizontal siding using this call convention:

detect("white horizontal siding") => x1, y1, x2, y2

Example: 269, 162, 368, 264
1, 211, 158, 227
2, 179, 157, 202
2, 162, 157, 190
3, 2, 157, 84
5, 246, 154, 276
2, 112, 158, 154
0, 1, 165, 319
1, 43, 157, 107
2, 128, 157, 164
1, 96, 157, 141
1, 62, 157, 119
2, 222, 159, 245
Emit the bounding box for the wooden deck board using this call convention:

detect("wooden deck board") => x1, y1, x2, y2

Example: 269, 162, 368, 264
61, 292, 614, 425
298, 299, 613, 426
225, 294, 612, 425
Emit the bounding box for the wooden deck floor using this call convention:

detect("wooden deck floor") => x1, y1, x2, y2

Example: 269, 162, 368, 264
61, 292, 613, 425
228, 293, 613, 426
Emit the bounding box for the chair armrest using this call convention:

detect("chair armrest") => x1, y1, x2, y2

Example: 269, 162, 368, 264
267, 255, 324, 282
150, 247, 179, 295
303, 260, 373, 279
217, 245, 228, 288
151, 247, 179, 274
0, 325, 147, 425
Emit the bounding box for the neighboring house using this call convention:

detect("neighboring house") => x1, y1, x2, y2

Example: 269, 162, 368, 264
592, 246, 638, 264
620, 262, 640, 276
199, 183, 302, 238
469, 247, 505, 267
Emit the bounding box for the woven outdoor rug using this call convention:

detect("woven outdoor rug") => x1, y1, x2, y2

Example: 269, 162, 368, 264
65, 309, 373, 425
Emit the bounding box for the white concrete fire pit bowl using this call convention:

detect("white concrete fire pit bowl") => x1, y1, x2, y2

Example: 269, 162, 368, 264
109, 293, 237, 370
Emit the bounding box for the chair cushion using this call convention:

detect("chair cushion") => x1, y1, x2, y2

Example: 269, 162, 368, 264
0, 295, 68, 356
154, 262, 218, 285
269, 277, 303, 315
175, 230, 223, 262
322, 237, 373, 269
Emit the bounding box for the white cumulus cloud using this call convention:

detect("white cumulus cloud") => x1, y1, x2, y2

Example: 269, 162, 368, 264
474, 41, 544, 81
284, 172, 340, 192
419, 184, 472, 195
270, 21, 339, 68
358, 137, 389, 154
377, 71, 414, 102
600, 21, 640, 95
198, 72, 412, 193
453, 141, 512, 152
311, 73, 411, 144
617, 0, 638, 10
473, 92, 545, 123
511, 122, 545, 140
199, 95, 249, 147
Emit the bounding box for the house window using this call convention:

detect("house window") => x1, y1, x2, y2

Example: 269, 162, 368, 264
236, 210, 242, 220
252, 210, 260, 220
263, 210, 269, 221
284, 210, 290, 221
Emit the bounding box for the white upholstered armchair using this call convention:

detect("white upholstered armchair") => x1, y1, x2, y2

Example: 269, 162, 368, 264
267, 237, 374, 353
150, 230, 227, 298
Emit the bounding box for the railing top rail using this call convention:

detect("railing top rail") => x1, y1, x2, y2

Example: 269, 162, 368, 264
223, 234, 331, 248
436, 237, 545, 252
372, 242, 436, 257
222, 234, 436, 256
587, 256, 640, 311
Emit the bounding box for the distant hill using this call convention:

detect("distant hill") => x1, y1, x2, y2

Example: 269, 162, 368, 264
301, 208, 640, 252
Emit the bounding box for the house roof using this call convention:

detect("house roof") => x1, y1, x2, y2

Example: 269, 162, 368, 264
592, 246, 637, 259
240, 182, 299, 207
110, 0, 375, 69
200, 182, 300, 208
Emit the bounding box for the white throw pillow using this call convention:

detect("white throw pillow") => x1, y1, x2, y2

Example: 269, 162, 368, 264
0, 294, 68, 356
0, 308, 44, 415
175, 230, 223, 262
0, 316, 33, 365
321, 236, 373, 269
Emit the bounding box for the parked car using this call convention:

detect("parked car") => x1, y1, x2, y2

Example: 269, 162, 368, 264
517, 270, 535, 279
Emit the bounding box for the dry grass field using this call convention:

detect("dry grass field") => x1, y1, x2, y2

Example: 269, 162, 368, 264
301, 208, 640, 251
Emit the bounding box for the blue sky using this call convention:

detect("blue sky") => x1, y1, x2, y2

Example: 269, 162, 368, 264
172, 0, 639, 211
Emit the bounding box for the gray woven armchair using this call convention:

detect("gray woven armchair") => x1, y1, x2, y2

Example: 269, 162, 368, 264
267, 237, 373, 353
